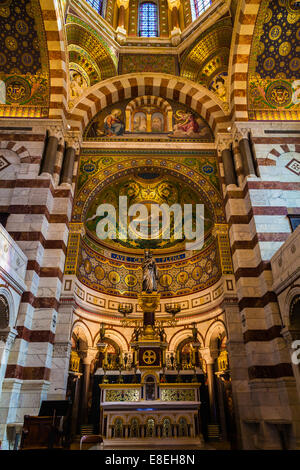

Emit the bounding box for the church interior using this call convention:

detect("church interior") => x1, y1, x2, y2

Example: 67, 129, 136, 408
0, 0, 299, 451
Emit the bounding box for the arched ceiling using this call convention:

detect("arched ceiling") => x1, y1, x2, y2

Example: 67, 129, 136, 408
66, 16, 117, 83
180, 18, 232, 89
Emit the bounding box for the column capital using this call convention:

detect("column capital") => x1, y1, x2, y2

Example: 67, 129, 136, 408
167, 0, 181, 10
200, 347, 215, 364
48, 125, 64, 142
116, 0, 129, 9
216, 133, 233, 152
232, 124, 251, 142
64, 132, 81, 152
0, 328, 18, 349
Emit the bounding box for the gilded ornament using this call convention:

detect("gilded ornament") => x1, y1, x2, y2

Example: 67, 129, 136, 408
95, 265, 105, 280
265, 80, 292, 107
176, 271, 188, 285
279, 41, 291, 56
84, 259, 92, 274
192, 266, 202, 281
5, 76, 31, 103
143, 350, 156, 365
290, 57, 300, 71
125, 274, 137, 287
269, 25, 282, 40
109, 271, 120, 284
287, 12, 299, 23
263, 57, 275, 71
5, 35, 17, 51
264, 7, 273, 22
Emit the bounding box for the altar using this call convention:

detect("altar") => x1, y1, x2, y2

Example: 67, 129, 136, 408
99, 373, 203, 445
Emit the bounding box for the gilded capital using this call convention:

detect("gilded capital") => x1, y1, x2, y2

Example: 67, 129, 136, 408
167, 0, 181, 10
117, 0, 129, 9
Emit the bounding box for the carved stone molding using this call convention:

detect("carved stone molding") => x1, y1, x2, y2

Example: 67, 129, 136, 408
64, 132, 81, 152
216, 134, 233, 153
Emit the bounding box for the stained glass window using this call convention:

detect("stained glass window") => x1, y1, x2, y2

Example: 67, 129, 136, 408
139, 2, 158, 37
190, 0, 211, 21
86, 0, 105, 16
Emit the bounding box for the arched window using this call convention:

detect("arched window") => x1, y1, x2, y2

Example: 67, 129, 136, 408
86, 0, 106, 17
190, 0, 211, 21
139, 2, 158, 37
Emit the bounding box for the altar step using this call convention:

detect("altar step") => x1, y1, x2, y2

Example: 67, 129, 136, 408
80, 424, 95, 437
103, 437, 204, 448
207, 424, 220, 440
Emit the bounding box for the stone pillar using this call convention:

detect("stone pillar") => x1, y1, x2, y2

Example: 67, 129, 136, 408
238, 129, 256, 177
0, 329, 17, 400
60, 134, 80, 186
40, 127, 63, 176
81, 361, 91, 425
71, 374, 82, 436
116, 0, 129, 44
201, 348, 218, 424
221, 148, 237, 186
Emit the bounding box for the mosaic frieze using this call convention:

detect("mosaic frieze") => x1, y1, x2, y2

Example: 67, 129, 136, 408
0, 0, 49, 117
248, 0, 300, 119
119, 54, 177, 75
77, 236, 221, 298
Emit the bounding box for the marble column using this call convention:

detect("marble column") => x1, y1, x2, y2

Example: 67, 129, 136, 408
40, 127, 63, 176
168, 0, 181, 46
116, 0, 129, 44
61, 147, 76, 185
0, 329, 17, 399
81, 360, 91, 425
238, 132, 256, 177
221, 148, 237, 186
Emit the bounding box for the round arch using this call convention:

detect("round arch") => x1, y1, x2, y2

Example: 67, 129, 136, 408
68, 72, 230, 135
204, 319, 227, 349
168, 327, 204, 352
71, 320, 93, 348
0, 287, 15, 329
93, 327, 129, 351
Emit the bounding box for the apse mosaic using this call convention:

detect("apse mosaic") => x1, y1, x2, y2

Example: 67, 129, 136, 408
0, 0, 49, 117
248, 0, 300, 120
64, 150, 232, 297
84, 97, 214, 142
84, 174, 214, 253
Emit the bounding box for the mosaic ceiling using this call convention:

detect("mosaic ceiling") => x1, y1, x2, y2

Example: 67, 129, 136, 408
0, 0, 49, 117
248, 0, 300, 120
180, 18, 232, 106
67, 151, 229, 298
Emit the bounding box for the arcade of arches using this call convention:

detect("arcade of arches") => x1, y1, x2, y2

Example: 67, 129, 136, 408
0, 0, 299, 451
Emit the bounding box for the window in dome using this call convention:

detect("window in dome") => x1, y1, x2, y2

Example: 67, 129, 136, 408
139, 2, 159, 37
190, 0, 211, 21
86, 0, 106, 16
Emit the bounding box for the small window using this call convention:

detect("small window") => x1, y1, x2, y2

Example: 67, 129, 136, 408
139, 2, 158, 37
190, 0, 212, 21
288, 215, 300, 232
86, 0, 104, 16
